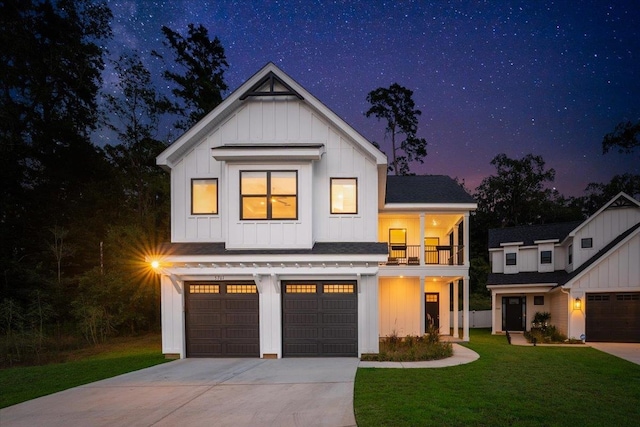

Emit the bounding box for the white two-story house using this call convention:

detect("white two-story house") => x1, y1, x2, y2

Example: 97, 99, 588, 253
152, 63, 476, 358
487, 192, 640, 342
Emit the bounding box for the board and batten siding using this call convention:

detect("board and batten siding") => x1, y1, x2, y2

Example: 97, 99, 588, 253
549, 291, 568, 337
571, 206, 640, 269
170, 97, 380, 247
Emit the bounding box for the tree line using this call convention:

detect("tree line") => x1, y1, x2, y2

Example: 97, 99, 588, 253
1, 0, 638, 365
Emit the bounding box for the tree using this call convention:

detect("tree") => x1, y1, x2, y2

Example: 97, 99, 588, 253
365, 83, 427, 175
581, 173, 640, 215
103, 54, 171, 229
602, 120, 640, 155
475, 153, 560, 227
155, 24, 228, 130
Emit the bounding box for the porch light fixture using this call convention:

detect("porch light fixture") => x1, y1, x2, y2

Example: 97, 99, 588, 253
573, 297, 582, 311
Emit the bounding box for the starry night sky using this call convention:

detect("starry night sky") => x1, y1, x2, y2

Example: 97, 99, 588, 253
103, 0, 639, 196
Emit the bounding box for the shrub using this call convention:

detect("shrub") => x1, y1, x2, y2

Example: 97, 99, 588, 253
362, 333, 453, 362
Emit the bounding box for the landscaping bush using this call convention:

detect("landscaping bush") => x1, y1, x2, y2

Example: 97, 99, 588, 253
361, 330, 453, 362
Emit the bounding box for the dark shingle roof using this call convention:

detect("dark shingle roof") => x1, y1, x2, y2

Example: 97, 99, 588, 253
385, 175, 476, 204
488, 221, 582, 248
158, 242, 389, 256
488, 222, 640, 287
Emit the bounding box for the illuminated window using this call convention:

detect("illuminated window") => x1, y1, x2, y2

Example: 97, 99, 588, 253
506, 252, 517, 266
241, 171, 297, 220
285, 284, 317, 293
324, 284, 354, 293
227, 284, 257, 294
330, 178, 357, 214
190, 284, 219, 293
192, 179, 218, 214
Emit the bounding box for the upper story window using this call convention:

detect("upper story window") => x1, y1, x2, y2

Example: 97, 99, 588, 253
506, 253, 517, 266
540, 250, 552, 264
240, 171, 297, 220
568, 244, 573, 264
330, 178, 357, 214
191, 178, 218, 215
581, 238, 593, 248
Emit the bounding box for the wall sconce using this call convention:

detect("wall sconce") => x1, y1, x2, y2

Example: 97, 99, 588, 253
573, 297, 582, 311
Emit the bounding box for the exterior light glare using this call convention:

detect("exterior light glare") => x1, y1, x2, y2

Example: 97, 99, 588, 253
151, 260, 160, 269
574, 297, 582, 311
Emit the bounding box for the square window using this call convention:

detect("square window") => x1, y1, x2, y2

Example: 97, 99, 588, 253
240, 171, 297, 220
330, 178, 357, 214
581, 238, 593, 248
534, 296, 544, 305
506, 252, 517, 266
191, 179, 218, 215
540, 250, 552, 264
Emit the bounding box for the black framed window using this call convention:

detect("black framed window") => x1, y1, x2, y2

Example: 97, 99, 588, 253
540, 250, 552, 264
581, 238, 593, 248
191, 178, 218, 215
568, 244, 573, 264
506, 252, 517, 266
240, 171, 297, 220
330, 178, 357, 214
534, 296, 544, 305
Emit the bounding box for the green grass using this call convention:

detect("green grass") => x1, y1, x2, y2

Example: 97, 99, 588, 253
0, 334, 170, 409
355, 329, 640, 427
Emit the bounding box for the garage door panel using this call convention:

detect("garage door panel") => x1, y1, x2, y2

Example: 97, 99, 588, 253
186, 282, 259, 357
586, 292, 640, 343
282, 281, 357, 357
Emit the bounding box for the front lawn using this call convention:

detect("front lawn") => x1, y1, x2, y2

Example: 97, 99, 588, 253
355, 329, 640, 426
0, 334, 170, 409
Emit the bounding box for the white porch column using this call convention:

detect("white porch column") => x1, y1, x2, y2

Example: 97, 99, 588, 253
420, 275, 425, 335
463, 212, 470, 267
419, 213, 425, 265
453, 280, 459, 338
463, 276, 470, 341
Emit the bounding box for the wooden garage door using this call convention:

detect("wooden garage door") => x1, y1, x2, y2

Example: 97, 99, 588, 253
586, 293, 640, 343
185, 282, 259, 357
282, 281, 357, 357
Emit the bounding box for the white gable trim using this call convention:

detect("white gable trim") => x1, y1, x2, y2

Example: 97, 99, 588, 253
157, 62, 387, 170
568, 192, 640, 238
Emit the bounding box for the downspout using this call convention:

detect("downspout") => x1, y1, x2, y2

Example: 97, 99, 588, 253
558, 287, 571, 338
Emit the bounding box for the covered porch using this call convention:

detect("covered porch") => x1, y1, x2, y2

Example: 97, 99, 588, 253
378, 274, 470, 341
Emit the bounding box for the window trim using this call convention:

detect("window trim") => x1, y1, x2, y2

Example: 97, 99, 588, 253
540, 250, 552, 264
330, 177, 358, 214
506, 252, 517, 266
191, 178, 218, 215
581, 238, 593, 249
240, 170, 298, 220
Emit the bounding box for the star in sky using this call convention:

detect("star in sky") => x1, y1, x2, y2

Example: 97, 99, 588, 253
102, 0, 639, 196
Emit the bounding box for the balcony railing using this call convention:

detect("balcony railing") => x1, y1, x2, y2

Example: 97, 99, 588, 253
384, 244, 464, 266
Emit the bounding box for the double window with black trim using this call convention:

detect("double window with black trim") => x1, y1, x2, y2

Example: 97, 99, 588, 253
240, 171, 297, 220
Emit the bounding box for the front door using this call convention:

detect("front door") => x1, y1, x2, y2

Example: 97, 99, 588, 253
425, 293, 439, 329
503, 296, 525, 331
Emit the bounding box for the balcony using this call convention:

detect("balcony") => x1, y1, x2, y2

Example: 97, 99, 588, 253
383, 244, 464, 266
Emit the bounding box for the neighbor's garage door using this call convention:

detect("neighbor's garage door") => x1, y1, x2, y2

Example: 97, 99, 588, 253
282, 281, 357, 357
185, 282, 259, 357
586, 292, 640, 342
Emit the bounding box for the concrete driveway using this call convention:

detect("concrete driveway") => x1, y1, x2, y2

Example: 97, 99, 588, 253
589, 342, 640, 365
1, 358, 359, 427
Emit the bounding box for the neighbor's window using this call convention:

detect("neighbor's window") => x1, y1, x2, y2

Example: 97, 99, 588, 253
568, 244, 573, 264
192, 178, 218, 215
240, 171, 297, 220
581, 238, 593, 248
330, 178, 357, 214
506, 252, 517, 266
540, 250, 552, 264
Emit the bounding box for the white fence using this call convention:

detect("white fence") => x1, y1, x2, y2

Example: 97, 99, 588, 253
450, 310, 491, 328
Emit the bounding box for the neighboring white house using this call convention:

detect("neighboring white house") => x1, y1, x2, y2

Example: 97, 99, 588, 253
152, 63, 476, 358
487, 192, 640, 342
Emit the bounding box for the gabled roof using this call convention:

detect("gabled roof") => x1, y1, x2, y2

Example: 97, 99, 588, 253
488, 221, 582, 249
156, 62, 387, 171
384, 175, 476, 205
569, 192, 640, 237
488, 222, 640, 287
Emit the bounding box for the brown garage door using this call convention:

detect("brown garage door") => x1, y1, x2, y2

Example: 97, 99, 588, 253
282, 281, 357, 357
185, 282, 259, 357
586, 293, 640, 342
